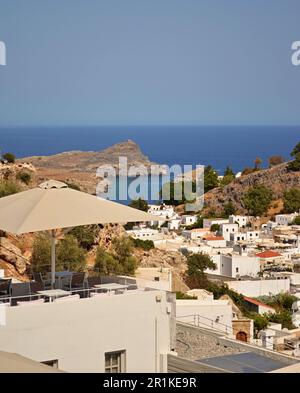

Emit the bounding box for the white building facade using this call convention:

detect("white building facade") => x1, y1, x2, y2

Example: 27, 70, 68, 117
0, 290, 174, 373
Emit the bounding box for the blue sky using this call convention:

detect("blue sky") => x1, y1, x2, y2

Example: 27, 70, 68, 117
0, 0, 299, 126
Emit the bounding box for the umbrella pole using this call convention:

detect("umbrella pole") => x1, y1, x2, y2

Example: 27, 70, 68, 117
51, 229, 56, 288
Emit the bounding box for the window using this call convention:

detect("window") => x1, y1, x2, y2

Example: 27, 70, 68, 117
105, 350, 126, 373
236, 267, 239, 273
42, 359, 58, 368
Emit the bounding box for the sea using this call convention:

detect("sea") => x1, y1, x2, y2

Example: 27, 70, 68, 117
0, 125, 299, 204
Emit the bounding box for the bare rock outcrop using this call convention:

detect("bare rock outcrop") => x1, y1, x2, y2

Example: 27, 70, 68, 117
0, 237, 29, 274
97, 224, 127, 252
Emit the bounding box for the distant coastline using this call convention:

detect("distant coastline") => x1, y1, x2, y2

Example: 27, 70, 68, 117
0, 125, 299, 173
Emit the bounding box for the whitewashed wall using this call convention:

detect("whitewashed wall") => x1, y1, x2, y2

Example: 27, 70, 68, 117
0, 291, 171, 373
225, 279, 290, 297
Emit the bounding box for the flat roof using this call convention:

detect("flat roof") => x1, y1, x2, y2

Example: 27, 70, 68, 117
196, 352, 288, 373
0, 351, 64, 373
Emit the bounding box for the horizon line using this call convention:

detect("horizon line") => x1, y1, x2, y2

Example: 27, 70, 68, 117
0, 124, 300, 128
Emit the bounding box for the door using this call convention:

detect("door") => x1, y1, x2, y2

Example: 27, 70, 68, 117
236, 331, 248, 342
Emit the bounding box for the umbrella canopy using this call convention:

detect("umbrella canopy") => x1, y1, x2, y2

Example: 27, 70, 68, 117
0, 180, 163, 285
0, 180, 162, 234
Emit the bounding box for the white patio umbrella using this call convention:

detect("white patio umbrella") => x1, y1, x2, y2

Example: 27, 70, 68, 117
0, 180, 162, 286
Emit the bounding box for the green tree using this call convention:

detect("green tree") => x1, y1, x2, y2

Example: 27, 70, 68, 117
69, 225, 99, 250
210, 224, 220, 232
257, 293, 298, 312
131, 237, 154, 250
283, 188, 300, 213
187, 252, 216, 285
288, 141, 300, 172
268, 309, 295, 330
222, 201, 236, 217
243, 185, 273, 216
204, 165, 219, 193
31, 234, 51, 273
95, 246, 120, 275
2, 152, 16, 163
129, 198, 149, 212
186, 215, 204, 229
0, 180, 21, 198
56, 235, 86, 271
111, 236, 134, 261
221, 166, 235, 187
293, 216, 300, 225
288, 152, 300, 172
291, 142, 300, 157
253, 314, 269, 334
16, 171, 31, 185
109, 235, 138, 276
31, 234, 87, 273
224, 166, 235, 177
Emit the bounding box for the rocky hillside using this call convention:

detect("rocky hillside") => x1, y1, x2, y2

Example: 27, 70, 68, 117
18, 140, 162, 193
20, 140, 154, 172
0, 234, 32, 281
0, 162, 36, 182
203, 162, 300, 215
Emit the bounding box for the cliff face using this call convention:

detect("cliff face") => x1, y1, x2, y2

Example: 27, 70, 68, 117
19, 140, 159, 193
204, 163, 300, 215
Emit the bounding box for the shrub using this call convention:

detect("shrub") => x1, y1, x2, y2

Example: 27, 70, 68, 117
283, 188, 300, 213
186, 215, 203, 229
241, 167, 257, 176
268, 155, 284, 167
288, 143, 300, 172
95, 235, 138, 276
66, 182, 81, 191
16, 171, 31, 185
176, 291, 197, 300
56, 235, 87, 271
0, 180, 21, 198
242, 185, 273, 216
204, 165, 219, 192
31, 234, 52, 273
129, 198, 149, 212
95, 247, 120, 275
69, 225, 99, 250
31, 234, 87, 273
257, 293, 298, 312
268, 309, 295, 330
222, 201, 236, 217
287, 153, 300, 172
210, 224, 220, 232
253, 314, 269, 334
131, 237, 154, 250
111, 236, 134, 261
2, 152, 15, 163
293, 216, 300, 225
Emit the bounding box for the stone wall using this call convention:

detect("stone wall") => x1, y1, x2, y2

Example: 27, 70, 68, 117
176, 322, 247, 360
